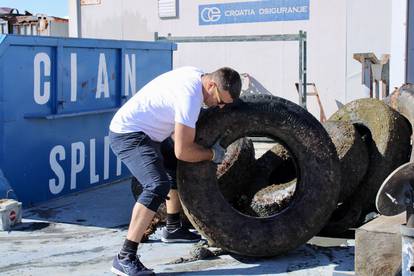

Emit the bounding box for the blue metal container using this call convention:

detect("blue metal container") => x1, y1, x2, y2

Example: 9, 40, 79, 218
0, 35, 176, 206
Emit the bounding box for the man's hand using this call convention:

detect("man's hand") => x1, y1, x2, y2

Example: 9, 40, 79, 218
211, 139, 226, 164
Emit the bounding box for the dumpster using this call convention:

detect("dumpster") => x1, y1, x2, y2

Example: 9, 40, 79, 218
0, 35, 176, 206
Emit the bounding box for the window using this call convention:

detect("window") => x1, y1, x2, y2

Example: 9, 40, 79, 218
158, 0, 178, 19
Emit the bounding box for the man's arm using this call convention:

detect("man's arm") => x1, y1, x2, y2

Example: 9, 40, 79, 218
174, 122, 213, 162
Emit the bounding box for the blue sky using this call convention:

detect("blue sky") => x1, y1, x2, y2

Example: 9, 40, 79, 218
1, 0, 68, 18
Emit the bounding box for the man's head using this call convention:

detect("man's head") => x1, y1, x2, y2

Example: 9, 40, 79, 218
202, 67, 242, 108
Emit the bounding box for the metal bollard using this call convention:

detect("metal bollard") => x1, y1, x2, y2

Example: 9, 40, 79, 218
377, 162, 414, 275
0, 199, 22, 231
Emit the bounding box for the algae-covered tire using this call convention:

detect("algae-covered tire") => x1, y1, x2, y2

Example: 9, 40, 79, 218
177, 94, 341, 257
329, 98, 411, 213
319, 193, 363, 236
384, 83, 414, 158
250, 179, 296, 217
320, 121, 369, 236
384, 84, 414, 129
323, 121, 369, 202
252, 143, 296, 191
245, 143, 297, 217
217, 137, 255, 202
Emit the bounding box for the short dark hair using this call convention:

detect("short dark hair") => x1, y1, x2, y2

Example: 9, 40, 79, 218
211, 67, 242, 100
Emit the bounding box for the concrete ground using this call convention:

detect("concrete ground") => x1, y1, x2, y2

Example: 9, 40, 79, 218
0, 179, 355, 276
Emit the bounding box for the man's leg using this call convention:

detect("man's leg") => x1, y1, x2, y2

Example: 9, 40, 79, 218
160, 138, 201, 243
111, 203, 155, 276
162, 189, 201, 243
127, 202, 156, 242
165, 189, 180, 214
109, 131, 170, 275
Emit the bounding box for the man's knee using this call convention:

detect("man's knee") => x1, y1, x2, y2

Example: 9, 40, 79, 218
137, 180, 170, 212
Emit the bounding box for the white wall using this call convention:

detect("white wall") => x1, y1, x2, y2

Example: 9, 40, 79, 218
71, 0, 393, 119
68, 0, 81, 37
345, 0, 391, 102
390, 0, 407, 89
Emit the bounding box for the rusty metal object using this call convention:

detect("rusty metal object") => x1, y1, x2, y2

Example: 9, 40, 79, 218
323, 121, 369, 202
353, 53, 390, 99
376, 162, 414, 217
178, 95, 340, 256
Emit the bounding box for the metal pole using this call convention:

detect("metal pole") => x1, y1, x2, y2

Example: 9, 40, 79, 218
303, 31, 307, 109
68, 0, 82, 38
155, 31, 307, 108
299, 30, 304, 108
155, 34, 302, 43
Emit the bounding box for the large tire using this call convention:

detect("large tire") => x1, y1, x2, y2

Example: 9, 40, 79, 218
319, 121, 369, 236
319, 193, 363, 236
329, 98, 411, 213
252, 143, 296, 191
250, 179, 296, 217
323, 121, 369, 202
243, 143, 297, 217
178, 95, 341, 257
384, 83, 414, 160
216, 138, 255, 202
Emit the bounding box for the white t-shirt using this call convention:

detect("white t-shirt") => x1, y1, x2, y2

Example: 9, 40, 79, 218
109, 66, 204, 142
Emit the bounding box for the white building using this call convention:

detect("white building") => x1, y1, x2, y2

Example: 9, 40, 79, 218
68, 0, 408, 119
0, 7, 68, 37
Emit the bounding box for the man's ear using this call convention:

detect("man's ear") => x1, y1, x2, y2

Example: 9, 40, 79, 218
208, 80, 215, 90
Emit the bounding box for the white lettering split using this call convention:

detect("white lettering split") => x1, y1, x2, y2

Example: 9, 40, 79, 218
70, 53, 77, 102
90, 138, 99, 184
96, 53, 109, 99
125, 54, 136, 96
49, 145, 65, 194
70, 141, 85, 190
34, 52, 51, 105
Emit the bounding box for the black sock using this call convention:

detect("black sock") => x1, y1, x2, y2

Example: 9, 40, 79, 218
119, 239, 138, 259
166, 213, 181, 231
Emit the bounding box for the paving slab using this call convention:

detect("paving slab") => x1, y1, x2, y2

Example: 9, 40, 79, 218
0, 179, 355, 275
355, 213, 404, 276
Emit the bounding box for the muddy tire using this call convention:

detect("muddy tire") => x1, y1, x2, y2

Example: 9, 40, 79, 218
178, 94, 341, 257
323, 121, 369, 202
320, 121, 369, 236
252, 143, 296, 190
329, 98, 411, 213
241, 143, 297, 217
217, 138, 255, 202
384, 83, 414, 159
250, 179, 296, 217
319, 195, 363, 236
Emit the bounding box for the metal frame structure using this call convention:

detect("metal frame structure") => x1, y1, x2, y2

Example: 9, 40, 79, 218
155, 31, 308, 109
